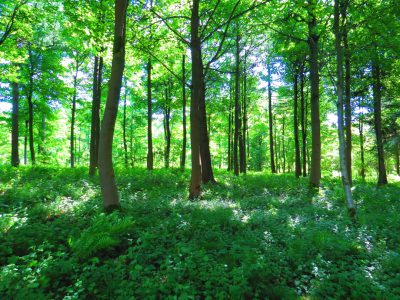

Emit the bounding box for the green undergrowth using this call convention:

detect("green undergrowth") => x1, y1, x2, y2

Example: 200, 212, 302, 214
1, 166, 399, 299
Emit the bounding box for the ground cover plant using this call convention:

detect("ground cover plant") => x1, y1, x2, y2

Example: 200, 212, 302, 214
1, 166, 399, 299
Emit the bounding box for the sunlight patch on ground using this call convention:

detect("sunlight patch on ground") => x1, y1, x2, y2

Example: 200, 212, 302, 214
0, 212, 28, 233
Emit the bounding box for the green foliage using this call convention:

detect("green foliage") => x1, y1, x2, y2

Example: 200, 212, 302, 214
69, 212, 134, 259
0, 167, 399, 298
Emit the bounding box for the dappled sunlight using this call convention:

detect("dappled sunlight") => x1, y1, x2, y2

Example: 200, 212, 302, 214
0, 168, 399, 298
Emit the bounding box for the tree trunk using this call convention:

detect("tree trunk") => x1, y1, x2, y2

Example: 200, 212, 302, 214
123, 78, 128, 167
234, 32, 241, 176
267, 62, 276, 173
24, 120, 27, 165
227, 88, 233, 171
300, 65, 307, 176
89, 55, 102, 176
358, 115, 366, 181
334, 0, 355, 216
282, 115, 286, 173
146, 60, 153, 170
198, 74, 215, 182
307, 6, 321, 188
27, 76, 35, 165
38, 114, 45, 155
189, 0, 202, 198
343, 24, 352, 184
396, 142, 400, 176
163, 81, 171, 169
241, 55, 247, 174
180, 54, 187, 170
372, 61, 388, 185
70, 72, 78, 168
11, 81, 19, 167
293, 67, 301, 178
98, 0, 128, 211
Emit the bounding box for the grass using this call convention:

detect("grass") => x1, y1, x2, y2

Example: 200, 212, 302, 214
1, 166, 399, 299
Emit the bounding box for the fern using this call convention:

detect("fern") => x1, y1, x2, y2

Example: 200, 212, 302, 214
70, 212, 134, 259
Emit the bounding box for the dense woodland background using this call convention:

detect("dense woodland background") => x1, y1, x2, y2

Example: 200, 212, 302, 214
1, 0, 400, 298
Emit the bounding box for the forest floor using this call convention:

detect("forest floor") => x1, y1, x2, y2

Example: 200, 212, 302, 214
0, 166, 399, 299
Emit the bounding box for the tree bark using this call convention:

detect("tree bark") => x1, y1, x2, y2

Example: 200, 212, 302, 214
300, 65, 307, 176
343, 24, 352, 184
24, 120, 27, 165
334, 0, 355, 216
163, 81, 171, 169
180, 54, 187, 170
89, 55, 102, 176
293, 67, 301, 178
282, 115, 286, 173
241, 54, 247, 174
267, 62, 276, 173
307, 4, 321, 188
372, 61, 388, 185
396, 142, 400, 176
227, 87, 233, 171
234, 32, 241, 176
189, 0, 202, 198
11, 81, 19, 167
27, 48, 35, 165
198, 76, 215, 183
358, 114, 366, 181
98, 0, 128, 211
146, 60, 153, 170
123, 78, 128, 167
70, 71, 78, 168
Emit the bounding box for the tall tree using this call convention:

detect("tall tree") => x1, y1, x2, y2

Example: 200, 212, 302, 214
293, 64, 301, 178
189, 0, 202, 198
11, 81, 19, 167
307, 0, 321, 188
98, 0, 128, 211
89, 55, 103, 176
180, 53, 187, 170
372, 60, 388, 186
267, 61, 276, 173
334, 0, 355, 216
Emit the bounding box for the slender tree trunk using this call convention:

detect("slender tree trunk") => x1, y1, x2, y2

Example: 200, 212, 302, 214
27, 71, 35, 165
358, 115, 366, 181
372, 61, 388, 185
70, 73, 78, 168
234, 32, 241, 176
163, 81, 171, 169
24, 120, 27, 165
396, 142, 400, 176
241, 55, 247, 174
98, 0, 128, 211
123, 78, 128, 167
130, 112, 134, 167
146, 60, 153, 170
282, 115, 286, 173
89, 55, 101, 176
180, 54, 187, 170
11, 82, 19, 167
38, 114, 45, 155
274, 115, 279, 173
267, 62, 276, 173
334, 0, 355, 216
300, 65, 307, 176
198, 73, 215, 182
189, 0, 202, 198
227, 91, 232, 171
293, 67, 301, 178
343, 23, 352, 184
307, 12, 321, 188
